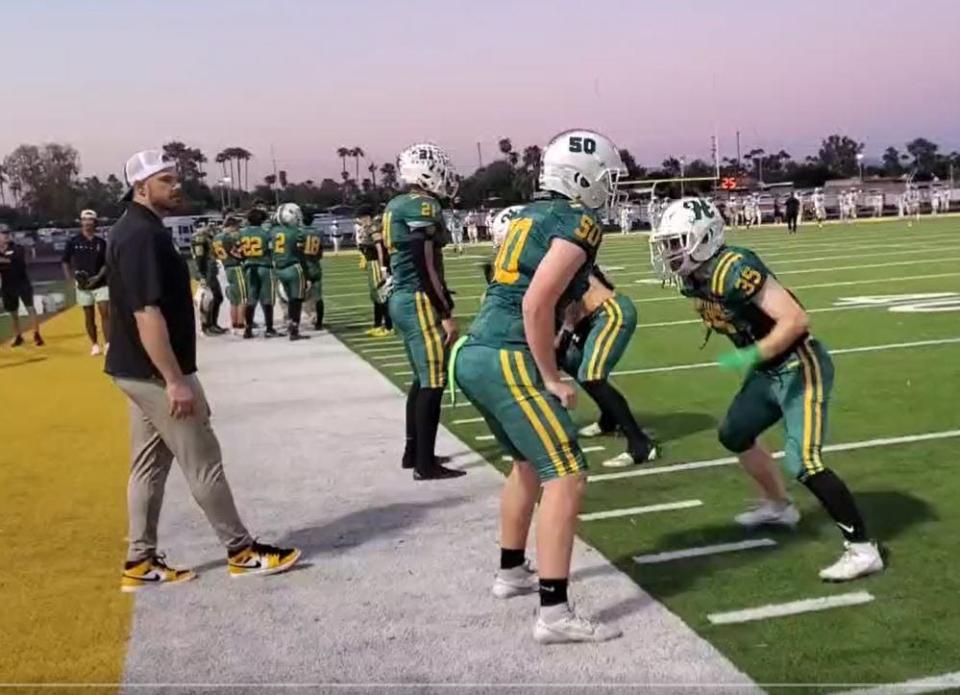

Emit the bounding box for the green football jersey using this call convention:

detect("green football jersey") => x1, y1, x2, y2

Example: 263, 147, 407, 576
680, 245, 808, 362
239, 225, 272, 267
212, 229, 242, 267
383, 192, 444, 292
302, 228, 324, 265
272, 224, 304, 267
468, 198, 603, 348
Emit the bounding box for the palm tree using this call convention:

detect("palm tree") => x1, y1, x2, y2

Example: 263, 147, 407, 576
233, 148, 252, 192
9, 179, 22, 208
215, 150, 229, 181
278, 170, 288, 188
350, 147, 365, 181
264, 174, 277, 187
379, 162, 398, 190
367, 162, 377, 188
0, 164, 7, 206
337, 147, 350, 177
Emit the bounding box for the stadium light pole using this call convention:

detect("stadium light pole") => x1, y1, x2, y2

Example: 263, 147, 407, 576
679, 156, 686, 197
856, 153, 865, 182
221, 176, 232, 209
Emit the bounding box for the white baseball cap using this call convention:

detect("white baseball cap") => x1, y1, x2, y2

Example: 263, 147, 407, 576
121, 149, 176, 201
80, 209, 97, 221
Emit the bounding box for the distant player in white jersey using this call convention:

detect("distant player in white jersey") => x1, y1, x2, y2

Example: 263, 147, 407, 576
727, 195, 741, 229
619, 205, 632, 234
941, 188, 952, 214
466, 211, 479, 244
448, 210, 465, 253
872, 191, 884, 217
849, 190, 859, 221
752, 193, 762, 226
813, 188, 826, 227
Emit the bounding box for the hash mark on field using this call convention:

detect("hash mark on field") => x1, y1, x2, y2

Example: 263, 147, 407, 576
393, 370, 413, 376
580, 499, 702, 521
633, 538, 776, 565
707, 591, 874, 625
830, 670, 960, 695
590, 428, 960, 482
582, 446, 606, 453
453, 416, 484, 425
475, 434, 495, 441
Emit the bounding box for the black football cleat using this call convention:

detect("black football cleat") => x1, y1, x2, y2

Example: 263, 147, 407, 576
413, 465, 467, 481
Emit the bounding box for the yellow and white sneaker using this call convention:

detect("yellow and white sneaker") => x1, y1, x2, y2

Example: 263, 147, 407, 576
364, 327, 381, 336
228, 541, 302, 578
121, 555, 197, 593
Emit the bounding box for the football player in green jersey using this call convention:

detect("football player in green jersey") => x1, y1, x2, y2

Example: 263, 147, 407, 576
190, 222, 225, 335
558, 266, 658, 468
301, 221, 325, 330
273, 203, 310, 341
384, 142, 463, 481
357, 206, 393, 337
454, 129, 626, 643
240, 208, 278, 339
650, 197, 883, 582
214, 215, 247, 333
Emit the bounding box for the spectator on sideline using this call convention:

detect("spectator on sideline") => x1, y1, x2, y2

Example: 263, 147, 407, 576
105, 149, 300, 592
0, 226, 44, 347
773, 196, 783, 224
62, 209, 110, 355
329, 220, 342, 254
785, 191, 800, 234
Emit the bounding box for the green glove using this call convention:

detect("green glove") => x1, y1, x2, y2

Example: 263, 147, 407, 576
717, 344, 762, 371
447, 335, 469, 405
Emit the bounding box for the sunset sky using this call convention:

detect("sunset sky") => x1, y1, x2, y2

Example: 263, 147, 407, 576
4, 0, 958, 184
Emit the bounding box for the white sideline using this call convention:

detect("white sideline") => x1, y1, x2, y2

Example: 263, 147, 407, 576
609, 337, 960, 377
590, 428, 960, 483
580, 500, 702, 521
707, 591, 875, 625
634, 539, 777, 565
830, 671, 960, 695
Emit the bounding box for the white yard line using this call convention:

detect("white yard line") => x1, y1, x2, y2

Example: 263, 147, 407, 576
830, 671, 960, 695
609, 337, 960, 377
591, 428, 960, 483
634, 539, 777, 565
452, 416, 484, 425
707, 591, 875, 626
580, 500, 702, 521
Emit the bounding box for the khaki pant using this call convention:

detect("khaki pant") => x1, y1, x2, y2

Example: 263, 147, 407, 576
114, 374, 252, 563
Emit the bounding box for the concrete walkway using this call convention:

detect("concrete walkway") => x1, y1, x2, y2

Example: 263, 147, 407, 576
121, 327, 758, 694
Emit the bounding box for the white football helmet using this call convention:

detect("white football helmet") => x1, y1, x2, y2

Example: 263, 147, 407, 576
276, 202, 303, 227
649, 197, 725, 279
397, 143, 458, 198
539, 129, 626, 210
490, 205, 525, 248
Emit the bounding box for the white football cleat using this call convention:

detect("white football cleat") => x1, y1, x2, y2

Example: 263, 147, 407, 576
819, 541, 884, 582
534, 604, 622, 644
578, 422, 607, 438
735, 499, 800, 529
90, 344, 102, 356
601, 452, 636, 468
492, 561, 538, 599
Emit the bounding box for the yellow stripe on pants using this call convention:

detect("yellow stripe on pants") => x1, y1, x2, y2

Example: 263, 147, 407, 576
796, 344, 824, 476
588, 299, 622, 381
422, 294, 445, 387
512, 351, 580, 475
499, 350, 566, 477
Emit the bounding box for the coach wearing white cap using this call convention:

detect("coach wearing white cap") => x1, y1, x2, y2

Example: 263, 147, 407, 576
106, 149, 300, 592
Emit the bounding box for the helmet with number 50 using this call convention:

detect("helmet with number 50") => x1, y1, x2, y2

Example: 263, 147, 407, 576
397, 143, 458, 199
489, 205, 525, 249
276, 202, 303, 227
649, 197, 725, 279
539, 129, 626, 210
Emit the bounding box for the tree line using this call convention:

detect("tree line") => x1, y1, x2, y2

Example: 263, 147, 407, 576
1, 134, 956, 227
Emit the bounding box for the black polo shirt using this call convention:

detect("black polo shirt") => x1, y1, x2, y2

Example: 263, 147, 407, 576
62, 233, 108, 288
0, 242, 29, 286
104, 202, 197, 380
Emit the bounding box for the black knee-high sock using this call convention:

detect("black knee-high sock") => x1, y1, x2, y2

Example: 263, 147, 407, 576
582, 380, 650, 455
244, 305, 255, 329
263, 304, 274, 331
383, 304, 393, 330
315, 299, 325, 328
415, 387, 444, 474
289, 299, 302, 327
210, 294, 222, 328
403, 381, 420, 467
373, 303, 384, 328
803, 468, 868, 543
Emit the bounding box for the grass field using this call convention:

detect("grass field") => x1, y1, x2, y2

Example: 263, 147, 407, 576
325, 217, 960, 691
